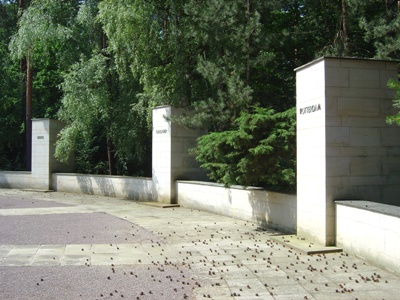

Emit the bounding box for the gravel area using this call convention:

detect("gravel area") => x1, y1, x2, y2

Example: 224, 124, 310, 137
0, 196, 72, 209
0, 264, 197, 300
0, 213, 160, 245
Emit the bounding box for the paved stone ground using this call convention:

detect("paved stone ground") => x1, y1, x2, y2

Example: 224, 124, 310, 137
0, 189, 399, 300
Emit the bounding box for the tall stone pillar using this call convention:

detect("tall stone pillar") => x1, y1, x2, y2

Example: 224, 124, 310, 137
296, 57, 400, 246
31, 119, 74, 190
152, 106, 207, 204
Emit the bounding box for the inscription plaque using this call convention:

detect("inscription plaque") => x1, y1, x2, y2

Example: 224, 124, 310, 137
156, 129, 167, 134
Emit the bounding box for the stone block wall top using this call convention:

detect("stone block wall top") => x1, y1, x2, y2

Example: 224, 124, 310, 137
295, 56, 397, 72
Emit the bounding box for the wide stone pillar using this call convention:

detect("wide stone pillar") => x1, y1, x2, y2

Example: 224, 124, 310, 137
296, 57, 400, 246
152, 106, 207, 204
31, 119, 74, 190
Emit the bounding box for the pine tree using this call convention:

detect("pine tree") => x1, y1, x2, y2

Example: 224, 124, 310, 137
193, 107, 296, 190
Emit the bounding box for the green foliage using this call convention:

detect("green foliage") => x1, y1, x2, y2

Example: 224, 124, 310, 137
56, 54, 109, 161
56, 53, 150, 176
351, 1, 400, 127
350, 0, 400, 59
9, 0, 77, 61
0, 0, 25, 170
99, 1, 278, 130
181, 0, 263, 129
193, 107, 296, 191
387, 78, 400, 126
6, 0, 150, 175
8, 0, 97, 122
99, 0, 198, 112
2, 0, 400, 187
0, 56, 25, 170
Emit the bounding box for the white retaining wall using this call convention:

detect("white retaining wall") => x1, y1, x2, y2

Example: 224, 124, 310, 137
336, 201, 400, 276
177, 181, 297, 233
0, 119, 73, 190
53, 173, 155, 201
0, 171, 32, 189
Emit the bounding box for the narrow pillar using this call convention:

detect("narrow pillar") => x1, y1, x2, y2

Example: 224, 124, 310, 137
296, 57, 400, 246
152, 106, 207, 203
31, 119, 74, 190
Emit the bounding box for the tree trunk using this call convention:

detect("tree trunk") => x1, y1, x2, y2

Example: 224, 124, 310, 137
18, 0, 32, 170
341, 0, 350, 56
246, 0, 251, 85
25, 53, 32, 171
101, 30, 107, 51
18, 0, 24, 14
101, 31, 117, 175
106, 135, 116, 175
293, 0, 300, 66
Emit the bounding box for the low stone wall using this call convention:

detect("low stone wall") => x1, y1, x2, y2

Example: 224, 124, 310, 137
0, 171, 32, 189
53, 173, 156, 201
177, 181, 297, 233
336, 200, 400, 275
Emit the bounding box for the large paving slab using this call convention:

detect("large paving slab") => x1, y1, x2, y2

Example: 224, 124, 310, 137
0, 188, 399, 299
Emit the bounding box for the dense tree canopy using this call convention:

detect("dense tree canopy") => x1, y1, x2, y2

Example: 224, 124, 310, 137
0, 0, 24, 169
1, 0, 400, 190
